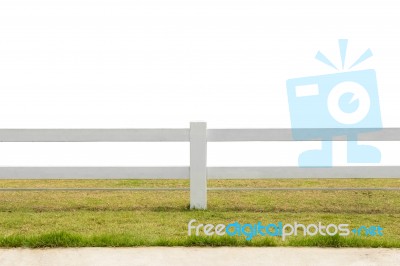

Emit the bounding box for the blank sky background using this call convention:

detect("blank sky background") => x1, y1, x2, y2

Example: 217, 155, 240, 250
0, 0, 399, 166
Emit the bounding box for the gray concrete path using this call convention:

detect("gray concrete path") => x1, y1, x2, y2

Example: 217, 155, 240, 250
0, 247, 399, 266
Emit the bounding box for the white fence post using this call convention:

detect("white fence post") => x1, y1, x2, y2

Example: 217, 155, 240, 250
190, 122, 207, 210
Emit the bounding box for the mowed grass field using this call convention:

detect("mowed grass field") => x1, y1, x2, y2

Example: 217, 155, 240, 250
0, 179, 399, 247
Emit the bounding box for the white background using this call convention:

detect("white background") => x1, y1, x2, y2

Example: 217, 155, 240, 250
0, 0, 399, 166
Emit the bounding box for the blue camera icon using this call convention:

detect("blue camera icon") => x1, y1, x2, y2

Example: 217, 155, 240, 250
287, 69, 382, 167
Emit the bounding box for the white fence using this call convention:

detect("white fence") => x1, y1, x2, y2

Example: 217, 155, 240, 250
0, 122, 400, 209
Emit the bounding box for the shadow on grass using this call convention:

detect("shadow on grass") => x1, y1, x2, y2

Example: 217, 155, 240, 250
3, 205, 398, 214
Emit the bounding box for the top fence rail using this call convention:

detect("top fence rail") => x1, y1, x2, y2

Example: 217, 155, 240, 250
0, 128, 399, 142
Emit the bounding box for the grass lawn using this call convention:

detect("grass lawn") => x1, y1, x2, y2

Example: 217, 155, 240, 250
0, 179, 399, 247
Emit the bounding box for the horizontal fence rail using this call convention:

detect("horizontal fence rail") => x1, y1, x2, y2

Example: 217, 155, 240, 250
0, 167, 189, 179
208, 128, 400, 141
0, 129, 189, 142
2, 166, 400, 179
207, 166, 400, 179
0, 122, 399, 209
1, 128, 400, 142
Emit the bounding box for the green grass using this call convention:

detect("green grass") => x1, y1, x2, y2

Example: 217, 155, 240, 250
0, 179, 399, 247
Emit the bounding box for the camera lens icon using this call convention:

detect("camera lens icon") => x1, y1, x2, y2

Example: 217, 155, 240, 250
327, 81, 371, 125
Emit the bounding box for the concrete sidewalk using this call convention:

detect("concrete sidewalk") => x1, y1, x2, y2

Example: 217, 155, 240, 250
0, 247, 399, 266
